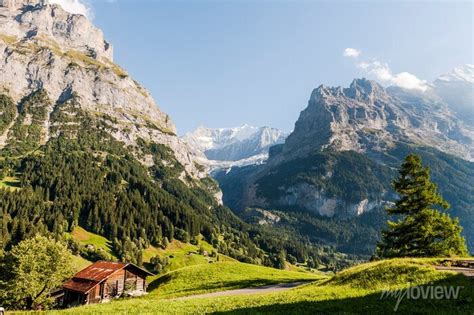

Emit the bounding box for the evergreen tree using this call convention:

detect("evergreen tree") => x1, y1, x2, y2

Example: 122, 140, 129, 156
377, 154, 468, 258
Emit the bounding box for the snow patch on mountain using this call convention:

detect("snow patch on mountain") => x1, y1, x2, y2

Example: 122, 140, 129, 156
437, 64, 474, 83
183, 125, 288, 170
433, 64, 474, 124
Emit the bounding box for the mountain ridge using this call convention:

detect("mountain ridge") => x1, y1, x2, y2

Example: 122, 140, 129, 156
281, 78, 473, 162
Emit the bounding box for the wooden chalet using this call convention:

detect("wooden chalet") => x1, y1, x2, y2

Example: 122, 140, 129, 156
62, 261, 154, 306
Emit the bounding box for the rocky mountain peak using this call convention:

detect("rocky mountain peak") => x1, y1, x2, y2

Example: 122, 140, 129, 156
0, 0, 44, 10
344, 78, 385, 101
0, 0, 112, 61
310, 78, 387, 105
310, 85, 331, 101
283, 78, 473, 161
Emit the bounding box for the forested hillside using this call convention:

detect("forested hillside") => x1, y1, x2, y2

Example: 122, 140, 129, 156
0, 90, 356, 269
216, 143, 474, 256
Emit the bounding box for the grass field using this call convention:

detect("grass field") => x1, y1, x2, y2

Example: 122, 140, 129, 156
69, 226, 116, 259
47, 258, 473, 315
70, 255, 93, 272
68, 227, 238, 274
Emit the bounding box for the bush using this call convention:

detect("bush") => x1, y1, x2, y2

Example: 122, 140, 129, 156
0, 235, 74, 310
150, 255, 170, 274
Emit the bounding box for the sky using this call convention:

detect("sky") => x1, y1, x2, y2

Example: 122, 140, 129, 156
56, 0, 473, 134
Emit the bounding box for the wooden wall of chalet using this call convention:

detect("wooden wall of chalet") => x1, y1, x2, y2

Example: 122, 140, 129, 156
125, 269, 146, 291
105, 269, 126, 297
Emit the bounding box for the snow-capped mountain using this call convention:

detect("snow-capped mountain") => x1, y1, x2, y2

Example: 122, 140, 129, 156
183, 125, 287, 169
432, 64, 474, 124
436, 64, 474, 83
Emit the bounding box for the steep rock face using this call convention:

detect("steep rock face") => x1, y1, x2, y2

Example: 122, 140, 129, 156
284, 78, 473, 161
0, 0, 205, 178
277, 183, 383, 217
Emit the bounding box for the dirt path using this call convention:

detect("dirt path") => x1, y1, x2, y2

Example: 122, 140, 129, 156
174, 282, 305, 301
435, 266, 474, 277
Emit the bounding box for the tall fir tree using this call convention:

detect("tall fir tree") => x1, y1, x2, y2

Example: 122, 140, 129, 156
377, 154, 468, 258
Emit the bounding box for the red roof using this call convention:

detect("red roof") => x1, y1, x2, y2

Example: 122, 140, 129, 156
63, 278, 98, 294
74, 261, 127, 282
62, 261, 126, 294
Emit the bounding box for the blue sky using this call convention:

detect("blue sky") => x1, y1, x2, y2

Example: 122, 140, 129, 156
83, 0, 472, 134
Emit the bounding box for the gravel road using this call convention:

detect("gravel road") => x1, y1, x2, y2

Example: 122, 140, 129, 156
174, 282, 306, 301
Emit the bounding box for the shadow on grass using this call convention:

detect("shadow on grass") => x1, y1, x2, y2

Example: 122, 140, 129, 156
148, 273, 173, 291
214, 274, 473, 315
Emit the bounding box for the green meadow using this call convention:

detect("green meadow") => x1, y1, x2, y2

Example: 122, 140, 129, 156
42, 258, 473, 315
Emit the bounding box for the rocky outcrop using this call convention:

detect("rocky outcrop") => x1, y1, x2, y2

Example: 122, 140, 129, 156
0, 0, 206, 178
1, 0, 112, 60
277, 183, 383, 217
241, 208, 281, 226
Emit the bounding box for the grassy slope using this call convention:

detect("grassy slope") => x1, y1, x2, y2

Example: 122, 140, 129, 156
69, 226, 116, 259
50, 258, 473, 315
68, 227, 240, 276
142, 238, 235, 273
70, 255, 92, 272
146, 262, 324, 299
69, 228, 303, 276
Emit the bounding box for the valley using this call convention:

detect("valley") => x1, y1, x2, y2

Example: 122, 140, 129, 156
0, 0, 472, 314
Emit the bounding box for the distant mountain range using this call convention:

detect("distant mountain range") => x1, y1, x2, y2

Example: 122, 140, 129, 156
182, 125, 287, 170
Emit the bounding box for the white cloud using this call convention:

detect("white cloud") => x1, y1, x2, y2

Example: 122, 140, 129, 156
344, 48, 428, 92
356, 60, 428, 92
343, 48, 361, 58
49, 0, 92, 18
